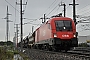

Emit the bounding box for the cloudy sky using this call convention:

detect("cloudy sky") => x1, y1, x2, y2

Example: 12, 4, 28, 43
0, 0, 90, 42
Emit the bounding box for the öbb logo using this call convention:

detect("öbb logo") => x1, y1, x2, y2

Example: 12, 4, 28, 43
62, 34, 69, 37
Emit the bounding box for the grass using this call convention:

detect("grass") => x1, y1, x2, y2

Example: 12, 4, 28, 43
19, 52, 30, 60
14, 50, 19, 54
0, 46, 30, 60
0, 47, 14, 60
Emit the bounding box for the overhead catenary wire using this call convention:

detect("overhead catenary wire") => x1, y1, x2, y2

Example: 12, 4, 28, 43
52, 5, 61, 15
5, 0, 19, 13
38, 0, 59, 18
46, 0, 73, 17
46, 5, 59, 17
77, 5, 90, 14
75, 1, 90, 32
76, 0, 90, 17
28, 0, 64, 27
33, 0, 61, 28
76, 0, 90, 14
23, 19, 38, 24
44, 0, 58, 14
23, 22, 41, 25
80, 10, 90, 16
46, 0, 66, 17
78, 5, 90, 32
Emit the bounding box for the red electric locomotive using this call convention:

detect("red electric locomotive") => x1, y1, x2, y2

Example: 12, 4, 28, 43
33, 15, 78, 51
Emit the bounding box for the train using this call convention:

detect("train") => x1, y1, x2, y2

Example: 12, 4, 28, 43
19, 14, 78, 51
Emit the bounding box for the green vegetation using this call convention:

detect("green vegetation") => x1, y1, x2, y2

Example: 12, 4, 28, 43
78, 42, 89, 47
0, 46, 30, 60
0, 41, 13, 46
14, 50, 19, 54
19, 52, 30, 60
0, 47, 14, 60
0, 41, 30, 60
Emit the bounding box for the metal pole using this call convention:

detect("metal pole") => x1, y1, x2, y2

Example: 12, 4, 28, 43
32, 26, 34, 33
7, 6, 9, 46
63, 4, 66, 17
59, 3, 66, 17
15, 32, 16, 47
44, 14, 46, 23
69, 0, 79, 25
16, 24, 19, 48
20, 0, 23, 51
73, 0, 76, 23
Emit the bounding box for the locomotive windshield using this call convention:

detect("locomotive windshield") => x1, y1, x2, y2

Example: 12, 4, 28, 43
55, 20, 72, 31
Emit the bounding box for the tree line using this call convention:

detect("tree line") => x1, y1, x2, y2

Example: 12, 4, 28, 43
0, 41, 13, 46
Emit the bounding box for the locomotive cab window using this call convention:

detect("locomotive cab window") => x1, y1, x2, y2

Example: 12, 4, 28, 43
55, 20, 72, 31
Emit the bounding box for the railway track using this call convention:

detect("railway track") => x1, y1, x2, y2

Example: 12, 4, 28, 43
68, 47, 90, 55
20, 47, 90, 60
67, 47, 90, 59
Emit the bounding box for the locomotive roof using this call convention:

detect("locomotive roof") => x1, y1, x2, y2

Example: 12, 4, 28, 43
47, 17, 73, 23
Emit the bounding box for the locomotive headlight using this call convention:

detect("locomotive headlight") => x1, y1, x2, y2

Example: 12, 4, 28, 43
54, 33, 57, 37
73, 32, 78, 37
73, 34, 76, 37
